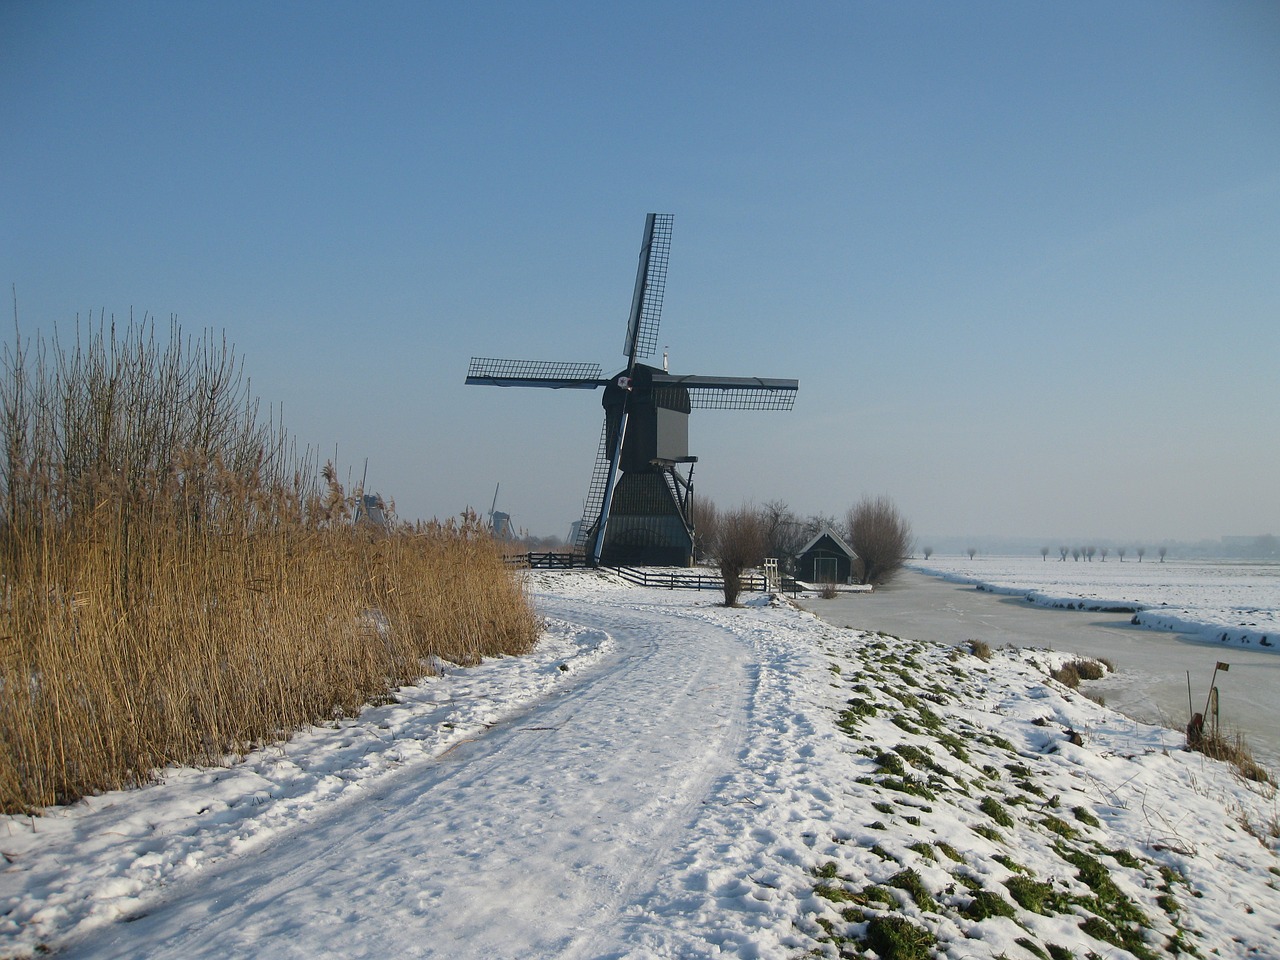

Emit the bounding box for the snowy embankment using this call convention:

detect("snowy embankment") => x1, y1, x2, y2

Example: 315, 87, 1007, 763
2, 570, 1277, 959
911, 557, 1280, 653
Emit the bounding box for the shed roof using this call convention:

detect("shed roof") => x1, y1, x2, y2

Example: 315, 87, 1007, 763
797, 525, 856, 559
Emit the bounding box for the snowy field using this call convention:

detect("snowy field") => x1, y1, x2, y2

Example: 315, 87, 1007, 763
2, 570, 1277, 958
911, 556, 1280, 653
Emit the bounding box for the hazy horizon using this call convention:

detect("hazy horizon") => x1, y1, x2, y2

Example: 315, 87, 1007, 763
909, 533, 1278, 559
5, 3, 1277, 543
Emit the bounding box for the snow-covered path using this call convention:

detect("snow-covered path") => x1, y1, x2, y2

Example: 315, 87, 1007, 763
64, 594, 755, 960
6, 570, 1279, 959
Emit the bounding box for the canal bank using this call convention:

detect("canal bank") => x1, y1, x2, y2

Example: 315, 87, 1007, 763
798, 569, 1280, 773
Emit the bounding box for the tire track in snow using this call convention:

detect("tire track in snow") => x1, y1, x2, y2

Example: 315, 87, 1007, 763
62, 593, 751, 960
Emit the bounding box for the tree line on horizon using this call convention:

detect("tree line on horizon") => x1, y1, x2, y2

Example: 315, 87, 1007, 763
923, 545, 1171, 562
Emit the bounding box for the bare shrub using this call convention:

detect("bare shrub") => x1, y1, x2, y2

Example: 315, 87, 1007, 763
1073, 659, 1106, 681
716, 503, 767, 606
845, 495, 912, 586
1052, 662, 1082, 689
1051, 658, 1106, 688
967, 640, 992, 661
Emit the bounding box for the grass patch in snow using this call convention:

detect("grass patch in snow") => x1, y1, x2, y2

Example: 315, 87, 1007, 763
993, 853, 1031, 874
886, 868, 937, 912
907, 841, 935, 860
1072, 805, 1101, 828
862, 914, 935, 960
1005, 874, 1069, 915
935, 841, 964, 862
1040, 814, 1078, 839
935, 732, 971, 763
979, 795, 1014, 828
961, 887, 1018, 921
982, 732, 1016, 752
807, 625, 1269, 960
972, 823, 1006, 844
880, 776, 936, 801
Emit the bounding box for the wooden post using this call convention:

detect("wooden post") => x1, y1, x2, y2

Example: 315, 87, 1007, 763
1201, 662, 1230, 737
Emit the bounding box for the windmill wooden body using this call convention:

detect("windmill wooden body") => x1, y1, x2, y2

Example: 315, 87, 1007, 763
466, 214, 798, 566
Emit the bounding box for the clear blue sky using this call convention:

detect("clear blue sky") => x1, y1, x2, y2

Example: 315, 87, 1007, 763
4, 1, 1278, 545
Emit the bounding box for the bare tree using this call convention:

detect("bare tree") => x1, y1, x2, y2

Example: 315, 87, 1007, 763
803, 512, 840, 538
760, 499, 807, 569
1041, 546, 1050, 561
1158, 546, 1167, 562
967, 547, 977, 560
1117, 547, 1126, 561
1099, 547, 1108, 561
1137, 546, 1146, 562
1059, 546, 1069, 561
690, 495, 719, 564
923, 546, 934, 560
716, 503, 767, 606
845, 495, 912, 586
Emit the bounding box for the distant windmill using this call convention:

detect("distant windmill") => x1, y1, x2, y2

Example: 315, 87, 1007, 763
466, 214, 798, 567
487, 483, 512, 539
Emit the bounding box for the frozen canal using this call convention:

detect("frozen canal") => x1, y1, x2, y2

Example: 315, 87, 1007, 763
799, 570, 1280, 773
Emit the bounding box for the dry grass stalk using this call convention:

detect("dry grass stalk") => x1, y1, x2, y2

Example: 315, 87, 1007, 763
1050, 658, 1107, 689
1, 315, 538, 812
1188, 729, 1271, 785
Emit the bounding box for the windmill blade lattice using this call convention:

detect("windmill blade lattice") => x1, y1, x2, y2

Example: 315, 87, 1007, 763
685, 387, 797, 410
623, 213, 673, 362
466, 358, 604, 389
574, 415, 615, 550
653, 373, 799, 411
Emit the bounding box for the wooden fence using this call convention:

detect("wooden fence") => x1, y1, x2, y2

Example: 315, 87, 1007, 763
507, 552, 587, 569
506, 553, 798, 594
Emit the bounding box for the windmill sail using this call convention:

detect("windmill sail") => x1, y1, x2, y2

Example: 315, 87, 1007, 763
574, 415, 615, 550
596, 213, 674, 564
466, 358, 604, 389
652, 373, 799, 410
622, 213, 673, 363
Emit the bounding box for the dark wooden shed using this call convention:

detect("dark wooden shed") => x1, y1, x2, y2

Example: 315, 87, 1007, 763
796, 527, 856, 584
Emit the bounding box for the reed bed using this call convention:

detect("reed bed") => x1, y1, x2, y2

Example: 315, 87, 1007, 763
1, 315, 538, 812
1189, 728, 1272, 785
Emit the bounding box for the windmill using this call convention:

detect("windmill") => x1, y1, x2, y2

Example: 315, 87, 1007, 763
487, 483, 512, 539
466, 214, 798, 567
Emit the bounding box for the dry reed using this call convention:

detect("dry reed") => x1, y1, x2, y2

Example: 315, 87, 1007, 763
1189, 729, 1272, 785
1, 314, 538, 812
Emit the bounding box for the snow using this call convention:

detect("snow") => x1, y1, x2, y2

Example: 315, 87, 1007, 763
911, 556, 1280, 653
2, 570, 1277, 958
